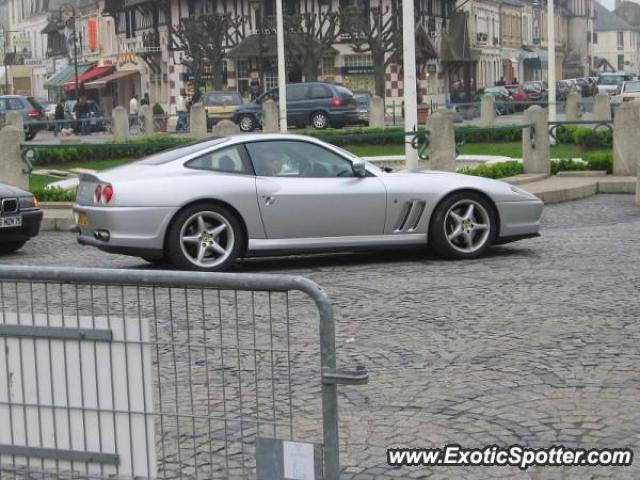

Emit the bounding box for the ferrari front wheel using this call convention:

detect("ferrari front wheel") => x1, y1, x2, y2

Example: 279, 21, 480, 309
429, 192, 497, 260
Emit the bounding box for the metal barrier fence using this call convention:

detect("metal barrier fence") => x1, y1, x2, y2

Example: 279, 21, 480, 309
0, 266, 367, 479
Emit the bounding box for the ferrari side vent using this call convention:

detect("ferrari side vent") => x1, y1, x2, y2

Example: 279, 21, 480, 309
394, 200, 426, 232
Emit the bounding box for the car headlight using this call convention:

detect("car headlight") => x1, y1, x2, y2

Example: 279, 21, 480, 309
510, 186, 536, 199
18, 196, 38, 209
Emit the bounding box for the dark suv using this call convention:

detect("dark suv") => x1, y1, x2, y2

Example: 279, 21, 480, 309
233, 82, 359, 131
0, 95, 45, 141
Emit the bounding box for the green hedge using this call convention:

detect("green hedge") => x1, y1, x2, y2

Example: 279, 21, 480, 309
32, 135, 195, 166
554, 126, 612, 149
458, 161, 523, 179
461, 153, 613, 179
32, 187, 76, 202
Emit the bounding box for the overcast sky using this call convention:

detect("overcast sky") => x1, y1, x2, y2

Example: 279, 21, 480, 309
598, 0, 615, 12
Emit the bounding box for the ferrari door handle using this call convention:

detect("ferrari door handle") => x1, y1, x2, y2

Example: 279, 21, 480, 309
264, 196, 276, 205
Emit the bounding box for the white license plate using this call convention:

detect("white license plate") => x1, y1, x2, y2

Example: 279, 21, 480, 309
0, 215, 22, 228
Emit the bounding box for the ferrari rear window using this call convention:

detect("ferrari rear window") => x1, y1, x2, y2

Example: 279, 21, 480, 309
138, 138, 228, 165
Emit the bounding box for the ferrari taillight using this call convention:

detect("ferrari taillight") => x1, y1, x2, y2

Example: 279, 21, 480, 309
102, 184, 114, 204
94, 185, 102, 203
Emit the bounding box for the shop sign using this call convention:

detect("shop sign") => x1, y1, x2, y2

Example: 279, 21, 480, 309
118, 52, 138, 67
343, 66, 375, 75
98, 58, 116, 67
182, 72, 215, 81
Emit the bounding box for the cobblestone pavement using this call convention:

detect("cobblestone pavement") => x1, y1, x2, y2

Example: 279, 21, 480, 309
1, 194, 639, 479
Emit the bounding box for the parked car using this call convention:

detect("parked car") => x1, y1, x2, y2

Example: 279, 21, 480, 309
73, 134, 543, 271
522, 83, 546, 103
352, 90, 372, 126
0, 95, 45, 141
483, 86, 515, 114
0, 182, 43, 254
611, 80, 640, 107
232, 82, 359, 131
202, 91, 243, 129
524, 81, 547, 96
597, 73, 632, 95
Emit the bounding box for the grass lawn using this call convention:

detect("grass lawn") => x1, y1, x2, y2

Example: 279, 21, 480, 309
344, 142, 610, 160
29, 158, 132, 192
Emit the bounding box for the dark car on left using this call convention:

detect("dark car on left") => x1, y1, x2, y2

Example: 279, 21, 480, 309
0, 183, 43, 254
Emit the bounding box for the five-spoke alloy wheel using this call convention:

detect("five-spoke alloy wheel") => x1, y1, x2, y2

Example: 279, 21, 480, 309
167, 204, 243, 271
429, 192, 496, 259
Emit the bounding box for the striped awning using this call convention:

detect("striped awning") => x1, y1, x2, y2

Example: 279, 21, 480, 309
84, 69, 140, 89
44, 64, 93, 89
63, 65, 114, 92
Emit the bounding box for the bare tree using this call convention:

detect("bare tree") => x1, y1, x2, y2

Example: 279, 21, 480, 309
282, 10, 343, 82
175, 13, 245, 90
343, 3, 403, 97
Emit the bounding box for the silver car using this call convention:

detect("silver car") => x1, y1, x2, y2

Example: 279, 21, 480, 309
73, 134, 543, 271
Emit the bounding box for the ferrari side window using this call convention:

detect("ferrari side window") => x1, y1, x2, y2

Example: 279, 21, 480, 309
246, 141, 355, 178
185, 146, 249, 174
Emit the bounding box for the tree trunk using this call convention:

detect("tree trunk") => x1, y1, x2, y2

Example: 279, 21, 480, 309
212, 58, 224, 90
302, 55, 319, 82
373, 52, 386, 98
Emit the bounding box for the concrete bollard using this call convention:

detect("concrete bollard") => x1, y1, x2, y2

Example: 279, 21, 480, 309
211, 119, 240, 136
613, 100, 640, 176
421, 110, 456, 171
6, 110, 24, 133
368, 95, 385, 128
592, 92, 611, 121
139, 104, 154, 134
190, 103, 207, 138
0, 125, 28, 190
522, 105, 550, 175
565, 91, 581, 121
261, 99, 278, 133
480, 94, 496, 126
111, 106, 129, 142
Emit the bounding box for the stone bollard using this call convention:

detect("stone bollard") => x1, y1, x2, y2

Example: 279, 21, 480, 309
592, 92, 611, 121
211, 119, 240, 136
0, 126, 28, 190
190, 103, 207, 138
565, 91, 582, 121
613, 100, 640, 176
522, 105, 550, 175
480, 94, 496, 126
139, 104, 154, 134
111, 106, 129, 142
368, 95, 385, 128
421, 110, 456, 171
261, 99, 278, 133
6, 110, 24, 133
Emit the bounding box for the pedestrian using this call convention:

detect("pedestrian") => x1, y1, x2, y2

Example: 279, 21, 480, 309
496, 76, 506, 86
54, 98, 65, 137
513, 77, 519, 85
73, 94, 90, 136
176, 92, 187, 132
250, 77, 261, 101
191, 88, 202, 105
141, 92, 150, 106
129, 94, 138, 128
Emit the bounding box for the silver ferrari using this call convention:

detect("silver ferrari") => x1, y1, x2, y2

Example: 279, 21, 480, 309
73, 134, 543, 271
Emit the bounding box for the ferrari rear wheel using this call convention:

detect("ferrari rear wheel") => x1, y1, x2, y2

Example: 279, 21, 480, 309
429, 192, 497, 260
167, 204, 243, 271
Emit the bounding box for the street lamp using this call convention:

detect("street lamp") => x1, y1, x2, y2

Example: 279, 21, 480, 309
60, 3, 80, 98
546, 0, 557, 122
402, 0, 419, 170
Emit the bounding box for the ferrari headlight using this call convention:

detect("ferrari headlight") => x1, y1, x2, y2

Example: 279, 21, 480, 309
18, 196, 38, 209
510, 186, 536, 198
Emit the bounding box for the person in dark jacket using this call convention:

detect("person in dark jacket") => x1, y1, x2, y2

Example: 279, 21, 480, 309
73, 95, 90, 135
54, 99, 65, 136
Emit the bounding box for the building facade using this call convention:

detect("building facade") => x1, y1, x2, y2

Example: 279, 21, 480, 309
593, 1, 640, 74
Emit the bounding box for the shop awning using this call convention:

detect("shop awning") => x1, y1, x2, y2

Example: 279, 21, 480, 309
84, 69, 139, 89
522, 48, 548, 69
64, 65, 113, 92
44, 64, 93, 89
501, 48, 525, 62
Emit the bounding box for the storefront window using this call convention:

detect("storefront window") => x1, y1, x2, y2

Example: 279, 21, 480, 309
321, 56, 335, 79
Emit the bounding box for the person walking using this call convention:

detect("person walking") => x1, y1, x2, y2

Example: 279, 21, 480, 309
176, 93, 187, 132
191, 88, 202, 105
54, 99, 65, 136
73, 95, 90, 136
129, 94, 139, 128
141, 92, 150, 106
